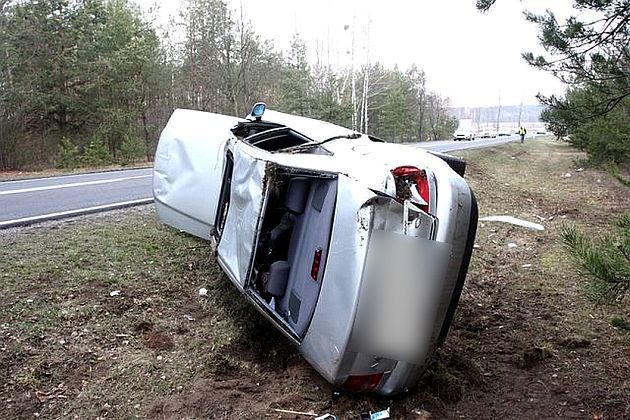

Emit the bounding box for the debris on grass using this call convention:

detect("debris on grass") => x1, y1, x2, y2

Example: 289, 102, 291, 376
479, 215, 545, 231
198, 287, 208, 296
364, 407, 390, 420
273, 408, 318, 417
508, 242, 518, 249
109, 290, 121, 296
315, 414, 337, 420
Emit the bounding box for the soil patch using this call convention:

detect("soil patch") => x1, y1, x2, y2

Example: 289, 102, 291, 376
135, 321, 175, 351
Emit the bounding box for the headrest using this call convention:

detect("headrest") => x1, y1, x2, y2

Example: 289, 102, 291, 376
265, 261, 290, 297
285, 178, 310, 214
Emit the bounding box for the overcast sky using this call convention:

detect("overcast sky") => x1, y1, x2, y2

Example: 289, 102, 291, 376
139, 0, 578, 108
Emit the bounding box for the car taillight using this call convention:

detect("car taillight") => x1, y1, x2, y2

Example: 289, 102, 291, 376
391, 166, 430, 213
342, 373, 384, 393
310, 248, 322, 280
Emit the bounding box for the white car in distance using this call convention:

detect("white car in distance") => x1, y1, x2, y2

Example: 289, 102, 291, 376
453, 129, 474, 141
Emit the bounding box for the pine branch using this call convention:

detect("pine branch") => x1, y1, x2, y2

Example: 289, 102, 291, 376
560, 217, 630, 303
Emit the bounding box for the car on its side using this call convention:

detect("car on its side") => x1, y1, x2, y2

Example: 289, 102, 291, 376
453, 129, 474, 141
153, 103, 478, 395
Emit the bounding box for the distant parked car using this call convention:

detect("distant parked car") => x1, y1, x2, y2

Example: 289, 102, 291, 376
478, 128, 493, 138
453, 129, 474, 141
498, 128, 512, 137
153, 103, 478, 395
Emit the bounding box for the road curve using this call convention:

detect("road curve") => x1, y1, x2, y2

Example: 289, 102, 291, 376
0, 135, 530, 228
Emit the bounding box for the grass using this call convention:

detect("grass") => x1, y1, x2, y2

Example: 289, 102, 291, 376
1, 137, 629, 418
0, 208, 288, 418
0, 161, 152, 181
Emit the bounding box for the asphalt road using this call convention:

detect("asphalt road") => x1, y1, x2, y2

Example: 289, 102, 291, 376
413, 134, 522, 153
0, 134, 525, 228
0, 168, 153, 228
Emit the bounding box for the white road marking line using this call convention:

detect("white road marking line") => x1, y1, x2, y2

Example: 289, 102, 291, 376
0, 175, 151, 195
0, 198, 154, 228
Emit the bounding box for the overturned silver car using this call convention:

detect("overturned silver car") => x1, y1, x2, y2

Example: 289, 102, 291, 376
153, 103, 477, 395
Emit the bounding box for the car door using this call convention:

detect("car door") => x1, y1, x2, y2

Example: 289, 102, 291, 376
215, 141, 268, 289
153, 109, 244, 240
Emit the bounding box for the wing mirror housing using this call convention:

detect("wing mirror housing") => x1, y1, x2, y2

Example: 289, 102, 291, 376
250, 102, 266, 120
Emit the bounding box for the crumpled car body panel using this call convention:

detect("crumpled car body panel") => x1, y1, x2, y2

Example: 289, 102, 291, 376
153, 109, 244, 239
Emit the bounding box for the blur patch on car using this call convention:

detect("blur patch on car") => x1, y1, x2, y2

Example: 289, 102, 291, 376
350, 230, 451, 363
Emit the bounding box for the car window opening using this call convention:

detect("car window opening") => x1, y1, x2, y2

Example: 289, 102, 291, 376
213, 151, 234, 238
249, 169, 337, 338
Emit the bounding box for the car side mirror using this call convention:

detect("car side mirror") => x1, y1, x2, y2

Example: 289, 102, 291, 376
251, 102, 266, 120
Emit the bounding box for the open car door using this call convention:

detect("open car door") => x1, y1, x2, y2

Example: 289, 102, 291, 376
153, 109, 244, 240
215, 142, 268, 289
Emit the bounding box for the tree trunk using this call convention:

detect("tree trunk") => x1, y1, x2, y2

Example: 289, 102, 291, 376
141, 105, 151, 161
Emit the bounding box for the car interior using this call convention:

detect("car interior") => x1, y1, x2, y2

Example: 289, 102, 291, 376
249, 171, 338, 337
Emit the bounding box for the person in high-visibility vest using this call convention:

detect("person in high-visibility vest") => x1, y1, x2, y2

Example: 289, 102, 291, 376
519, 126, 527, 143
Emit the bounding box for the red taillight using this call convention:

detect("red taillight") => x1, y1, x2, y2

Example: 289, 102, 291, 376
310, 248, 322, 280
342, 373, 384, 393
391, 166, 430, 213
